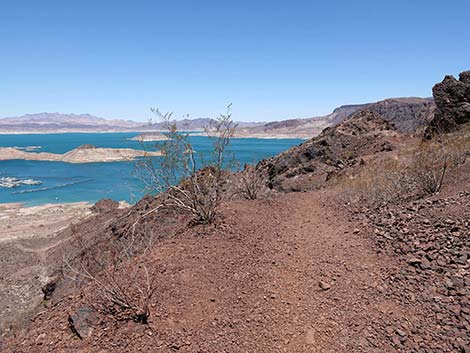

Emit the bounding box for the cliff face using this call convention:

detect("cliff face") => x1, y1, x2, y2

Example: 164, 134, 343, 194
361, 97, 435, 133
427, 71, 470, 134
237, 98, 434, 139
258, 110, 400, 191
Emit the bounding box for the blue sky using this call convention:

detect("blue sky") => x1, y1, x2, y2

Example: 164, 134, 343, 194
0, 0, 469, 122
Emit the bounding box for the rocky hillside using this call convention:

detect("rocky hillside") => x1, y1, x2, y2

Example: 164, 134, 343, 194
237, 97, 434, 139
427, 70, 470, 135
1, 72, 469, 352
363, 97, 434, 133
258, 110, 402, 191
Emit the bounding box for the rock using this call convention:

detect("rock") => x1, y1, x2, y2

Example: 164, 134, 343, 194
319, 281, 331, 291
68, 306, 97, 339
426, 71, 470, 136
41, 281, 57, 300
407, 258, 422, 267
258, 111, 399, 191
76, 144, 97, 150
91, 199, 120, 214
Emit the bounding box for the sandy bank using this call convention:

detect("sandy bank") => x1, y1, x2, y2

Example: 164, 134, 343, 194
129, 133, 169, 142
191, 131, 309, 139
0, 145, 162, 163
0, 202, 92, 242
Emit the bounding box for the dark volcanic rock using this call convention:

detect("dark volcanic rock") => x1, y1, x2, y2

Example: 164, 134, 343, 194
258, 110, 399, 192
427, 71, 470, 135
360, 190, 470, 351
91, 198, 119, 213
361, 97, 435, 134
76, 144, 97, 150
68, 307, 97, 339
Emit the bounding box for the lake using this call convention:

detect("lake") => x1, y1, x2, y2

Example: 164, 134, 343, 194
0, 133, 302, 205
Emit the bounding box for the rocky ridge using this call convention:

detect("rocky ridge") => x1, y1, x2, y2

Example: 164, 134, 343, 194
258, 110, 400, 191
427, 71, 470, 135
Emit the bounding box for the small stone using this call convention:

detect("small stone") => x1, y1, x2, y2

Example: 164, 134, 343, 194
319, 281, 331, 291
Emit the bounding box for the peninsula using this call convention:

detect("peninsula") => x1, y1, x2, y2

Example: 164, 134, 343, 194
0, 144, 162, 163
129, 132, 169, 142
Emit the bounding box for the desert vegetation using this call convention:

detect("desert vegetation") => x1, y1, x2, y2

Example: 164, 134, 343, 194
136, 105, 237, 224
235, 164, 266, 200
63, 223, 158, 324
339, 127, 470, 206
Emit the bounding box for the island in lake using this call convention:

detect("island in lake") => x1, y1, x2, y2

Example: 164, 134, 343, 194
0, 144, 162, 163
129, 132, 169, 142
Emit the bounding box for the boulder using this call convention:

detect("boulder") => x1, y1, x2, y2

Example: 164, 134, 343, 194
91, 198, 120, 213
426, 71, 470, 136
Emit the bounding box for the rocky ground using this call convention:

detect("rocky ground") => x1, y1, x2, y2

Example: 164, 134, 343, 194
2, 171, 468, 352
348, 162, 470, 352
0, 202, 92, 334
1, 71, 469, 352
0, 191, 422, 352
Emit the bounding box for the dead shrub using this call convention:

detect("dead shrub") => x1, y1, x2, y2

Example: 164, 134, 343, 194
63, 223, 158, 324
236, 164, 265, 200
340, 131, 470, 207
407, 141, 448, 195
339, 159, 413, 206
135, 105, 237, 224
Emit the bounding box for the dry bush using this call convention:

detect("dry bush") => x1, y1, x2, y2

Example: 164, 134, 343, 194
339, 159, 413, 206
63, 223, 158, 324
407, 141, 448, 195
135, 105, 237, 224
236, 164, 265, 200
340, 132, 470, 207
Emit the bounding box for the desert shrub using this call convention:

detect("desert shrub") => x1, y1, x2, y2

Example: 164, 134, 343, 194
341, 128, 470, 207
236, 164, 265, 200
135, 105, 237, 224
340, 159, 414, 206
63, 223, 157, 324
407, 141, 448, 195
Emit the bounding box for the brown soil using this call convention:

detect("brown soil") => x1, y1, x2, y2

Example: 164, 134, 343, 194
0, 203, 91, 334
1, 189, 440, 352
1, 109, 469, 352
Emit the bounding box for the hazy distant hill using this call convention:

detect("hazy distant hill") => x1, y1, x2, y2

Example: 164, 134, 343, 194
0, 98, 435, 136
0, 113, 263, 133
0, 113, 144, 132
236, 97, 435, 138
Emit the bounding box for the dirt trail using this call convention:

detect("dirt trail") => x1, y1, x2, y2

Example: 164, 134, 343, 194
3, 190, 424, 352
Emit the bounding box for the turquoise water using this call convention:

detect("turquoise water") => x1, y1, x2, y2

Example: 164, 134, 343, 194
0, 133, 302, 206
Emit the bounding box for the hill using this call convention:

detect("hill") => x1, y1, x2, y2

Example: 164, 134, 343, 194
0, 113, 263, 134
1, 98, 434, 137
236, 97, 434, 138
0, 72, 469, 352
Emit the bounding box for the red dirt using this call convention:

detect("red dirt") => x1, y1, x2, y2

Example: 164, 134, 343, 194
3, 190, 431, 352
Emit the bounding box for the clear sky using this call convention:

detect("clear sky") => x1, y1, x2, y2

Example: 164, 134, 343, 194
0, 0, 469, 122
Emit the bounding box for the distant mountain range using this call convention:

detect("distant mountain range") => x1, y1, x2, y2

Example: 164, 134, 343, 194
236, 97, 435, 138
0, 113, 143, 132
0, 97, 435, 137
0, 113, 262, 133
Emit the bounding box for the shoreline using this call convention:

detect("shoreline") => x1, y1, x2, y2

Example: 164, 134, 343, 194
0, 129, 206, 135
0, 201, 92, 243
0, 130, 308, 139
0, 146, 162, 163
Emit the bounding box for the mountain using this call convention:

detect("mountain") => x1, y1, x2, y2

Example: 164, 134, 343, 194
236, 97, 435, 138
0, 113, 263, 133
0, 113, 144, 132
258, 110, 400, 191
0, 97, 435, 136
